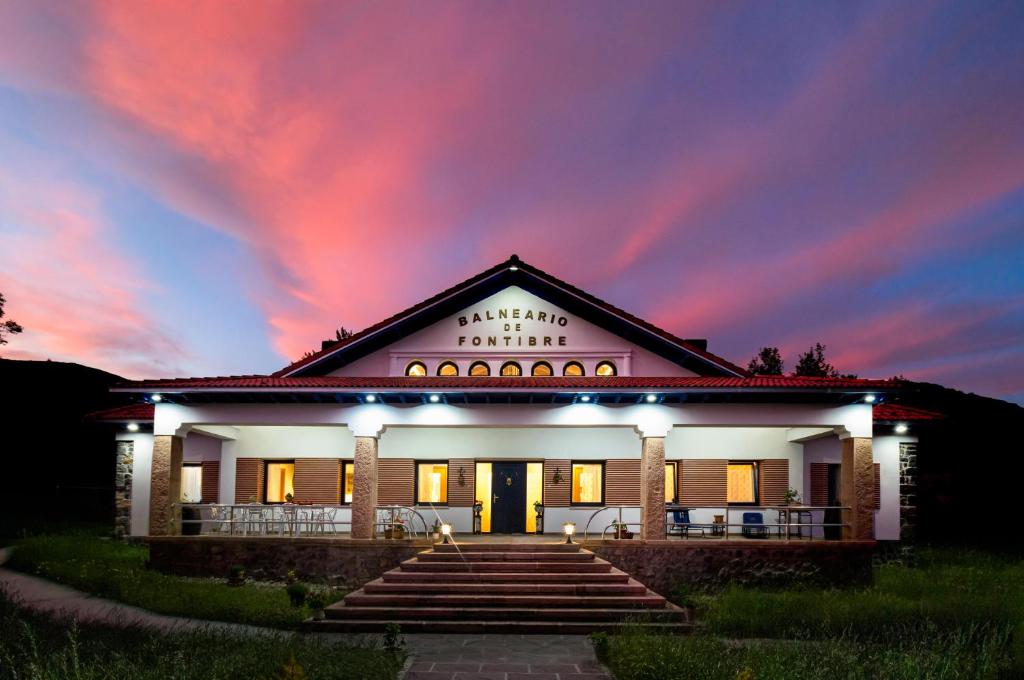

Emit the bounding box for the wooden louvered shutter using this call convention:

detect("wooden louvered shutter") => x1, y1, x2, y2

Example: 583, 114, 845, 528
604, 459, 640, 505
200, 460, 220, 503
544, 459, 570, 507
809, 463, 829, 506
874, 463, 881, 510
759, 459, 789, 505
447, 459, 475, 507
293, 458, 341, 504
234, 459, 264, 503
680, 460, 727, 505
377, 459, 414, 505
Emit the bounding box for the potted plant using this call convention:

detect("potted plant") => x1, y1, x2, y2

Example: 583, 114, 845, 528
227, 564, 246, 587
306, 589, 327, 620
783, 489, 802, 506
286, 581, 309, 607
284, 492, 294, 504
611, 519, 633, 540
430, 520, 442, 541
384, 519, 407, 540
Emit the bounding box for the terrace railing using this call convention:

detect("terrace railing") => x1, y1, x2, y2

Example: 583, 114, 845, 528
580, 504, 851, 541
175, 503, 430, 538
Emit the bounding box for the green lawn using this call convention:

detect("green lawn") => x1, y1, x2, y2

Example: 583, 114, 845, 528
5, 534, 344, 629
0, 591, 404, 680
598, 547, 1024, 680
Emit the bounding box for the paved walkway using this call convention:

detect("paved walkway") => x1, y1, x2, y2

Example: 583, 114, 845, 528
0, 546, 612, 680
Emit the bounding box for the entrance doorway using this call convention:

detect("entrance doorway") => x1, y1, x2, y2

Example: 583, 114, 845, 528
475, 461, 545, 534
491, 463, 526, 533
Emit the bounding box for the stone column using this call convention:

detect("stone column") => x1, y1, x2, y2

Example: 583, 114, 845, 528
639, 436, 667, 541
114, 441, 134, 540
841, 437, 874, 540
148, 435, 183, 536
351, 436, 379, 539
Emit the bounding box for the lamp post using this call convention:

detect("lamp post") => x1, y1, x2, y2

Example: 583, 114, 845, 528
563, 522, 576, 545
441, 523, 453, 544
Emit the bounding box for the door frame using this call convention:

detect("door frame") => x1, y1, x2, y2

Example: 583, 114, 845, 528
475, 459, 545, 535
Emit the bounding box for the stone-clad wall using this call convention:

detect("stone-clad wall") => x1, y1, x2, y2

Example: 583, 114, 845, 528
114, 441, 134, 540
147, 537, 426, 587
587, 540, 876, 592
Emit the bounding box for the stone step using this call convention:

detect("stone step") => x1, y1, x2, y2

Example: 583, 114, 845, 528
416, 551, 595, 562
341, 589, 668, 609
431, 542, 582, 553
400, 559, 612, 573
304, 618, 694, 634
362, 577, 649, 596
381, 568, 632, 584
325, 603, 689, 622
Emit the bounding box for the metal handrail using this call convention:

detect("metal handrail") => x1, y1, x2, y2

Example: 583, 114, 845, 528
578, 504, 854, 541
176, 503, 437, 539
374, 505, 430, 538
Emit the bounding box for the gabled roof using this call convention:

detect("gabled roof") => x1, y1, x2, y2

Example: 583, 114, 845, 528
85, 403, 155, 422
275, 254, 748, 378
873, 403, 943, 422
118, 375, 896, 391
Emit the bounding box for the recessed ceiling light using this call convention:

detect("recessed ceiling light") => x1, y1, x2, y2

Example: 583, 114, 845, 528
864, 394, 876, 403
580, 395, 591, 402
645, 394, 657, 403
428, 394, 440, 403
365, 394, 377, 403
127, 422, 139, 432
895, 423, 908, 434
151, 394, 163, 402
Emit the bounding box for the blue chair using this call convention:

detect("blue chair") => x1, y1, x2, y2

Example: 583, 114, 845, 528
668, 509, 705, 538
741, 512, 768, 539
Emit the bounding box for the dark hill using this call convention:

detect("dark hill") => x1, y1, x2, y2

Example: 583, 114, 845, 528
0, 358, 131, 537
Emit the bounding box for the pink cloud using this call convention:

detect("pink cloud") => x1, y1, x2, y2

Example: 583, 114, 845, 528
0, 167, 188, 378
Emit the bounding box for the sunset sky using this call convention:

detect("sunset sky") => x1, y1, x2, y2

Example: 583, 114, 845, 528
0, 1, 1022, 403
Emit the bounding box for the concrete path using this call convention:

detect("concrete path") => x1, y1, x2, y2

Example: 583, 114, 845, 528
0, 546, 613, 680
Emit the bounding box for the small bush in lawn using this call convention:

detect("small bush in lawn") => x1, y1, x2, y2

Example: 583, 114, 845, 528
383, 622, 404, 652
227, 564, 247, 586
589, 631, 609, 661
286, 582, 309, 607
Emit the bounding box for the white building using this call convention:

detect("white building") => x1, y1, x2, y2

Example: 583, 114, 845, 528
107, 255, 922, 545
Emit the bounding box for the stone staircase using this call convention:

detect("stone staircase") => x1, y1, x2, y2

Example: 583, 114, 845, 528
307, 541, 692, 633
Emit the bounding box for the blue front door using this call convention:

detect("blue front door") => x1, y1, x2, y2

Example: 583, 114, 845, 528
491, 462, 526, 534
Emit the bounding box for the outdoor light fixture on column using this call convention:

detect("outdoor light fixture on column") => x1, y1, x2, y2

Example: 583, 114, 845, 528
563, 522, 576, 544
441, 523, 453, 544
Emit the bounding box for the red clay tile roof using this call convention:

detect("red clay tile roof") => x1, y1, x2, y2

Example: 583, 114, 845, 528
873, 403, 943, 421
116, 375, 898, 391
85, 403, 155, 421
274, 255, 748, 378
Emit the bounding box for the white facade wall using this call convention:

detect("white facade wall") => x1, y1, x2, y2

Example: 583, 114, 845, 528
328, 287, 698, 378
183, 433, 222, 462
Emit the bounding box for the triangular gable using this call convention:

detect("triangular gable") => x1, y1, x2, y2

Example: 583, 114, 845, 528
277, 255, 747, 377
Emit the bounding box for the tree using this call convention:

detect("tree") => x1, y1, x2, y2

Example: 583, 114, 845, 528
747, 346, 784, 375
299, 326, 358, 361
0, 292, 23, 347
792, 342, 839, 378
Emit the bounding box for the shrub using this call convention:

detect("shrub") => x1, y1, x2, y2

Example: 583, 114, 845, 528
286, 582, 309, 607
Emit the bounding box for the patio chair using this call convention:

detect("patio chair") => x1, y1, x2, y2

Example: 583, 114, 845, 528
741, 512, 769, 539
668, 509, 705, 537
320, 507, 338, 535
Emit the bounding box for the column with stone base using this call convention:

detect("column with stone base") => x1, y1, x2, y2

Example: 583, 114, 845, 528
841, 436, 874, 540
640, 436, 667, 541
351, 436, 379, 539
149, 435, 183, 536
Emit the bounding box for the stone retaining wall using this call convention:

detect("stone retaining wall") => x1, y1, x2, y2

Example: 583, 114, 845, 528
146, 537, 427, 587
586, 540, 876, 593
